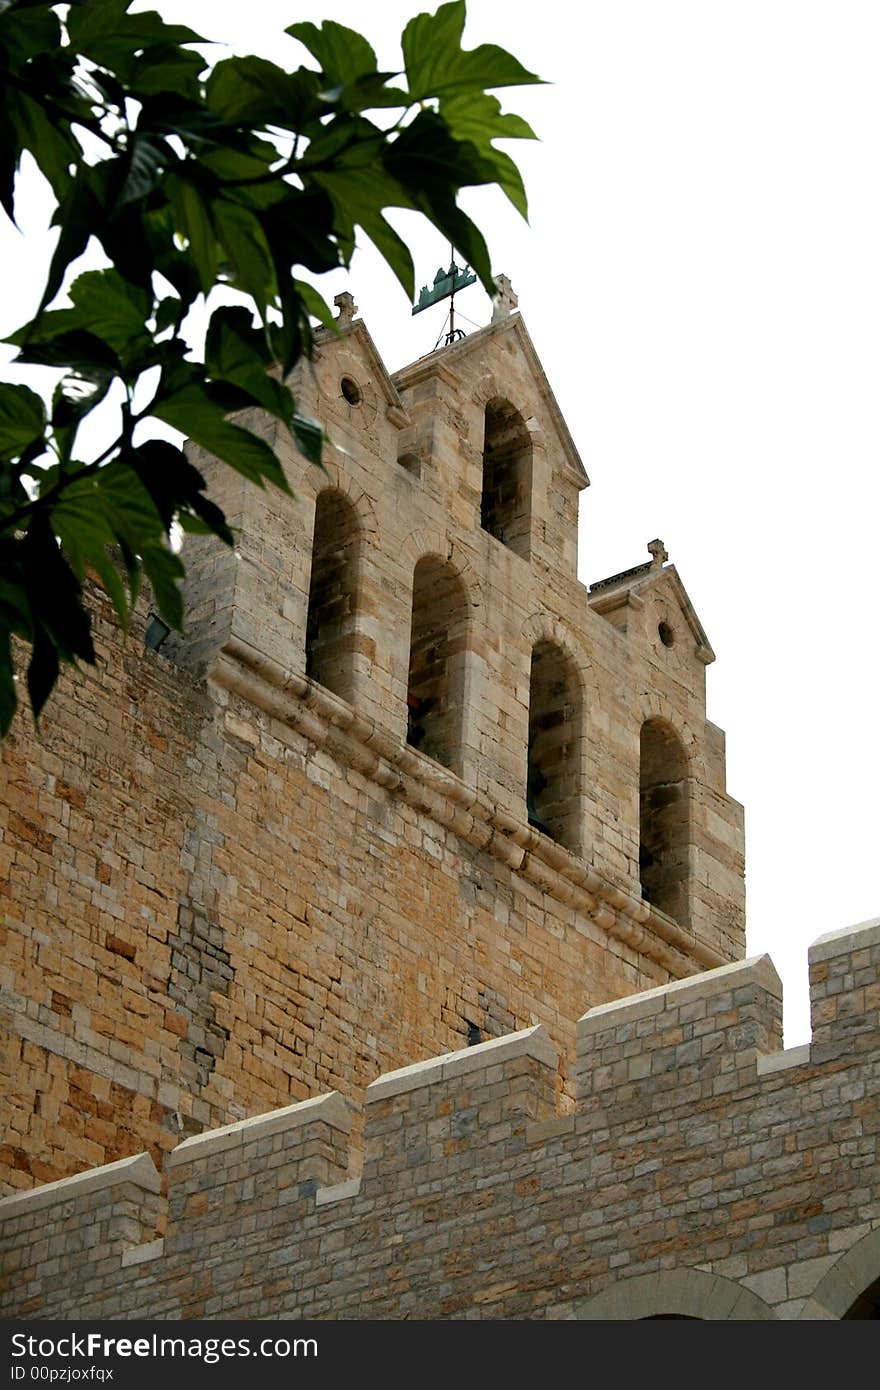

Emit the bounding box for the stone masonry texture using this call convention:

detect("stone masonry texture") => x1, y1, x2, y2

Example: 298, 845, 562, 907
2, 300, 873, 1319
1, 920, 878, 1319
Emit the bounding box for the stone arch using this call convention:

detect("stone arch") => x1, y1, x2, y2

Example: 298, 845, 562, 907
405, 553, 471, 774
480, 396, 533, 559
639, 717, 691, 927
636, 691, 700, 766
576, 1269, 778, 1321
305, 488, 362, 703
521, 614, 596, 856
527, 640, 582, 851
297, 455, 379, 546
799, 1224, 880, 1319
521, 613, 596, 698
400, 530, 483, 613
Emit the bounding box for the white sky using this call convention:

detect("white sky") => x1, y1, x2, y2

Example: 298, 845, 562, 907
3, 2, 878, 1044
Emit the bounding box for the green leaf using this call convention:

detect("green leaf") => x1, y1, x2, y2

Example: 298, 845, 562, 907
39, 172, 101, 313
382, 111, 498, 290
98, 458, 166, 546
261, 185, 343, 278
0, 465, 30, 520
127, 43, 206, 100
117, 134, 171, 206
26, 623, 59, 722
20, 515, 95, 720
424, 200, 492, 295
6, 88, 77, 203
439, 91, 535, 215
82, 547, 128, 628
0, 628, 17, 737
0, 103, 17, 225
287, 20, 378, 87
441, 91, 537, 145
14, 268, 152, 381
212, 199, 277, 310
50, 475, 128, 624
323, 72, 410, 113
386, 108, 498, 194
294, 280, 337, 331
154, 296, 183, 335
205, 306, 292, 421
128, 438, 234, 545
291, 413, 324, 468
269, 281, 310, 377
0, 383, 45, 462
206, 55, 318, 127
123, 438, 187, 530
67, 268, 152, 355
0, 567, 32, 635
166, 173, 220, 293
9, 328, 121, 376
195, 144, 285, 212
402, 0, 543, 101
150, 382, 289, 492
310, 160, 416, 297
57, 457, 188, 632
143, 204, 202, 309
67, 2, 203, 77
51, 371, 112, 463
0, 2, 62, 69
140, 544, 184, 630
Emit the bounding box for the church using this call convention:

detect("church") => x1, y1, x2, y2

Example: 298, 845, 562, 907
1, 283, 877, 1319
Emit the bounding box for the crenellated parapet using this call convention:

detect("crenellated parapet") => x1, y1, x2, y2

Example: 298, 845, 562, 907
575, 953, 784, 1109
808, 917, 880, 1061
2, 918, 878, 1321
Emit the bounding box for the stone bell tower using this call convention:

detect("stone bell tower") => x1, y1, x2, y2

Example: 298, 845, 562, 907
0, 278, 744, 1195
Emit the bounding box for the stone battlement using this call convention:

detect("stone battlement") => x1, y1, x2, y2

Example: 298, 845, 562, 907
4, 916, 878, 1321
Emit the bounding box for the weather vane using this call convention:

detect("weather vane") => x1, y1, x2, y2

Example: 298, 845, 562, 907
412, 245, 477, 347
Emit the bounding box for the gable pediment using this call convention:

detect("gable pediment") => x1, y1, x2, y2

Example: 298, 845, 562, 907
392, 311, 588, 491
590, 552, 715, 665
303, 315, 411, 429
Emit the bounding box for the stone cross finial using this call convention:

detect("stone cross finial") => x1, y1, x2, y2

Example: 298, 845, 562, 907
491, 273, 518, 323
648, 538, 668, 568
334, 291, 357, 328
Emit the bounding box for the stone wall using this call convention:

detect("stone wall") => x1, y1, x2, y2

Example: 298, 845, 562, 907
0, 305, 745, 1197
2, 918, 877, 1320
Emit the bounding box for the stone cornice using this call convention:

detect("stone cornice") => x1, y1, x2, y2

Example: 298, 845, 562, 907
210, 636, 727, 980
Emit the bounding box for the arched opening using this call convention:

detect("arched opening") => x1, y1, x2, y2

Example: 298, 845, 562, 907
843, 1274, 880, 1319
639, 719, 690, 925
577, 1269, 777, 1321
481, 397, 532, 559
527, 641, 581, 852
806, 1227, 880, 1319
406, 556, 469, 773
305, 489, 360, 702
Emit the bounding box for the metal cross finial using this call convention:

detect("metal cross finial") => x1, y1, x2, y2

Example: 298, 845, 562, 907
491, 273, 518, 323
647, 538, 668, 568
334, 291, 357, 328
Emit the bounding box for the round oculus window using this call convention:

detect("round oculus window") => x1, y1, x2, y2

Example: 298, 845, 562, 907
340, 376, 362, 405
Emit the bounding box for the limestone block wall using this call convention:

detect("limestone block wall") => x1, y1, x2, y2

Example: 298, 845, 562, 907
171, 311, 745, 961
1, 589, 716, 1199
0, 306, 744, 1198
2, 918, 877, 1320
